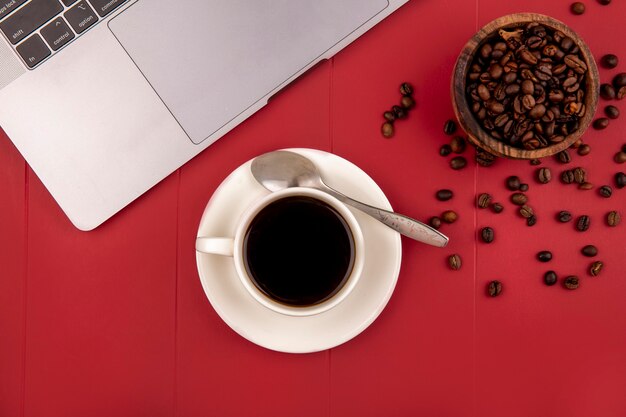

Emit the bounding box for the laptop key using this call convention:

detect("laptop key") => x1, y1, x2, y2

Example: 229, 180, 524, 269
16, 34, 51, 68
88, 0, 128, 17
41, 17, 75, 51
64, 1, 97, 34
0, 0, 63, 45
0, 0, 29, 21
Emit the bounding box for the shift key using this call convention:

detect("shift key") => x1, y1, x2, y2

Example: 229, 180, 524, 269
0, 0, 63, 45
64, 1, 98, 34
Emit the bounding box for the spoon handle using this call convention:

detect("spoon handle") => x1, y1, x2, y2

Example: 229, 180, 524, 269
321, 186, 449, 247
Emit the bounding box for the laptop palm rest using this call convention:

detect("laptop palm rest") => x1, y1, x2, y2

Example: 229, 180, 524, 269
108, 0, 388, 145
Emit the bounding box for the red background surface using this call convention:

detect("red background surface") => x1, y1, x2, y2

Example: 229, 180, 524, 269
1, 0, 626, 416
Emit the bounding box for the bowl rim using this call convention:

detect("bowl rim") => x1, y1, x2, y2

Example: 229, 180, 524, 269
451, 13, 600, 159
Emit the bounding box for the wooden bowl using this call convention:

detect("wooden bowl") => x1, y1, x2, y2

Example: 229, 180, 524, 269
451, 13, 599, 159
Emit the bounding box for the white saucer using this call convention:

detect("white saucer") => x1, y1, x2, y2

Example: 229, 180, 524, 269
195, 148, 402, 353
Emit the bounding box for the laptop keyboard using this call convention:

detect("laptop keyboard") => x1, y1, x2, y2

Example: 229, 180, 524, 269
0, 0, 129, 68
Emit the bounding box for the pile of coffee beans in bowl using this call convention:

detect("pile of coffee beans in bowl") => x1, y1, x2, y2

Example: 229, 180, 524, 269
466, 22, 589, 150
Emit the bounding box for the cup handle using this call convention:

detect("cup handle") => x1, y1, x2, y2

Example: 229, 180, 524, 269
195, 237, 235, 256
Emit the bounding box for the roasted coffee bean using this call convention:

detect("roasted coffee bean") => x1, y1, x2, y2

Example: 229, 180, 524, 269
607, 210, 621, 226
450, 136, 466, 153
600, 83, 616, 100
506, 175, 521, 191
614, 152, 626, 163
589, 261, 603, 277
450, 156, 467, 170
392, 105, 407, 119
443, 119, 457, 135
581, 245, 598, 257
442, 210, 458, 223
481, 227, 494, 243
579, 182, 594, 190
399, 82, 414, 96
564, 276, 579, 289
613, 73, 626, 88
477, 193, 492, 208
475, 148, 496, 167
601, 54, 619, 69
527, 215, 537, 226
599, 185, 612, 198
429, 216, 442, 229
597, 0, 611, 4
605, 105, 620, 119
440, 144, 452, 156
615, 172, 626, 188
448, 254, 462, 270
544, 271, 558, 286
383, 111, 395, 122
519, 183, 529, 192
537, 250, 552, 262
561, 169, 575, 184
436, 189, 454, 201
617, 86, 626, 100
557, 150, 572, 164
400, 95, 415, 109
487, 280, 502, 297
558, 210, 572, 222
593, 117, 609, 130
573, 167, 587, 184
576, 215, 590, 231
578, 144, 591, 156
381, 122, 394, 138
511, 192, 528, 205
537, 167, 552, 184
491, 202, 504, 213
519, 205, 534, 218
570, 2, 586, 14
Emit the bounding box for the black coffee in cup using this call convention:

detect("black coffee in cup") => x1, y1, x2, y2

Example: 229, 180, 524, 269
243, 196, 355, 307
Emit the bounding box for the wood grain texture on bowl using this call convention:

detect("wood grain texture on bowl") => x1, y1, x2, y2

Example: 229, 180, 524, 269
451, 13, 599, 160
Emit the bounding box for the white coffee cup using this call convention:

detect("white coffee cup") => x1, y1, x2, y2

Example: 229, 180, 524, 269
195, 187, 365, 316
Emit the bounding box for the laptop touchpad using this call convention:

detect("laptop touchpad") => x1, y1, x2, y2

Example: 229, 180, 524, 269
109, 0, 388, 145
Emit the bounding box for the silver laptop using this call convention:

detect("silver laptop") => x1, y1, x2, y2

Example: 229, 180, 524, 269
0, 0, 407, 230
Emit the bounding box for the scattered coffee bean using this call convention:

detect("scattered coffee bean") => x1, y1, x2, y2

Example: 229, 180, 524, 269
570, 2, 585, 14
442, 210, 458, 224
581, 245, 598, 257
481, 227, 494, 243
576, 215, 590, 231
615, 152, 626, 163
599, 185, 612, 198
578, 144, 591, 156
557, 150, 572, 164
399, 82, 414, 96
491, 202, 504, 213
450, 156, 467, 170
537, 250, 553, 262
477, 193, 492, 208
593, 118, 609, 130
487, 280, 502, 297
600, 83, 616, 100
564, 276, 580, 290
443, 119, 457, 135
607, 210, 621, 226
544, 271, 558, 286
605, 105, 620, 119
450, 136, 466, 153
475, 148, 496, 167
613, 73, 626, 88
429, 216, 442, 229
615, 172, 626, 188
558, 211, 573, 222
511, 192, 528, 205
401, 95, 415, 109
530, 159, 541, 166
448, 254, 462, 270
519, 183, 529, 192
601, 54, 619, 69
392, 105, 407, 119
383, 111, 395, 122
440, 144, 452, 156
618, 86, 626, 100
578, 182, 594, 190
573, 167, 587, 184
436, 189, 454, 201
381, 122, 394, 138
506, 176, 521, 191
561, 169, 575, 184
537, 167, 552, 184
527, 215, 537, 226
589, 261, 603, 277
519, 205, 534, 218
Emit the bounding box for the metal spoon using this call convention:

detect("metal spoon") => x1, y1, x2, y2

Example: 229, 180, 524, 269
250, 150, 449, 247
